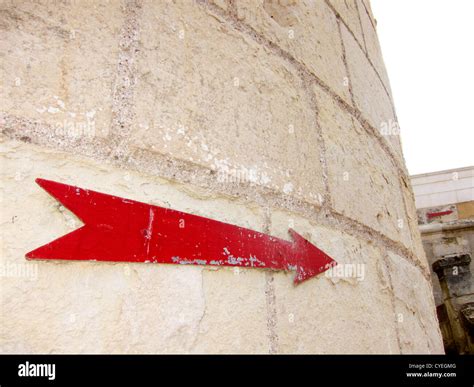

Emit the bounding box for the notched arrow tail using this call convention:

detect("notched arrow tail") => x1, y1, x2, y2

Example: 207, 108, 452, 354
26, 178, 135, 261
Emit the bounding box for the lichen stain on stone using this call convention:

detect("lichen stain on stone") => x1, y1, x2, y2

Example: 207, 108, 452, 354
263, 0, 299, 27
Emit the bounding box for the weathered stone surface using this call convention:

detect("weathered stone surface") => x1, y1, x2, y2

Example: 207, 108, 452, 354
133, 0, 325, 205
358, 0, 393, 98
314, 84, 414, 251
268, 210, 400, 353
235, 0, 352, 104
399, 175, 430, 272
190, 269, 269, 354
384, 252, 444, 354
433, 255, 474, 303
340, 22, 403, 164
0, 0, 122, 138
328, 0, 365, 47
361, 0, 377, 31
421, 228, 473, 308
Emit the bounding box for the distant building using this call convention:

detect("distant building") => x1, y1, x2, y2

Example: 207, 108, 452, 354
411, 166, 474, 354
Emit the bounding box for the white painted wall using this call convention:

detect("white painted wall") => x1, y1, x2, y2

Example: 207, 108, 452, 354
411, 166, 474, 209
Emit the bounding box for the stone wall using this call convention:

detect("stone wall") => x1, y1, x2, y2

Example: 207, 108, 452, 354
0, 0, 444, 353
418, 202, 474, 307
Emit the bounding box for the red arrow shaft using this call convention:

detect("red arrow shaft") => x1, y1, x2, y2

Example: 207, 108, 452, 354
27, 179, 295, 270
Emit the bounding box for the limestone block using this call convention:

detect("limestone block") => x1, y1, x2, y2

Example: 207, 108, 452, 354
327, 0, 365, 47
268, 210, 400, 353
340, 23, 403, 164
358, 0, 393, 98
314, 84, 413, 251
361, 0, 377, 30
133, 1, 325, 204
190, 268, 269, 354
235, 0, 352, 104
384, 252, 445, 354
399, 176, 429, 272
0, 0, 123, 138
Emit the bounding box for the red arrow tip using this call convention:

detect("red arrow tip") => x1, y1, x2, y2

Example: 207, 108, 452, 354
289, 229, 337, 285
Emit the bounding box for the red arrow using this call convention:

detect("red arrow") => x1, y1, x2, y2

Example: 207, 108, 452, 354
26, 178, 336, 284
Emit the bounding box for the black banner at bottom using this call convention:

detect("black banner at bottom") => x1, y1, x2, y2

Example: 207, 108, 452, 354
0, 355, 472, 386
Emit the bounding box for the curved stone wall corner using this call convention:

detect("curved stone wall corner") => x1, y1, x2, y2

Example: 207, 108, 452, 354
0, 0, 444, 353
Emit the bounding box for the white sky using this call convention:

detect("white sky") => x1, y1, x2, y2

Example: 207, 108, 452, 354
371, 0, 474, 175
